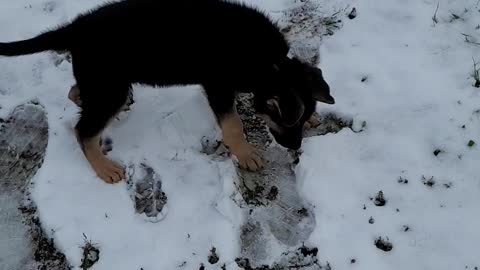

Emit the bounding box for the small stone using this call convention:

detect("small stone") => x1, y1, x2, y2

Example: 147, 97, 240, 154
208, 247, 220, 264
297, 208, 309, 216
80, 241, 100, 269
299, 246, 318, 257
374, 191, 386, 206
369, 217, 375, 224
422, 176, 435, 187
468, 140, 476, 147
398, 177, 408, 184
348, 7, 357, 19
374, 237, 393, 252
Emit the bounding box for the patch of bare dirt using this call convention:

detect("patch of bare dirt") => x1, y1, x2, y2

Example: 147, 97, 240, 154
0, 101, 70, 270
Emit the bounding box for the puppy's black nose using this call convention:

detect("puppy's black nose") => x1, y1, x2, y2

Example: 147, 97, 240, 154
282, 140, 301, 150
269, 128, 302, 150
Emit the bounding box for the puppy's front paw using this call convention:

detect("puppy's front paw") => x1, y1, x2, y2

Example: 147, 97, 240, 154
304, 113, 321, 129
230, 143, 264, 171
90, 155, 125, 184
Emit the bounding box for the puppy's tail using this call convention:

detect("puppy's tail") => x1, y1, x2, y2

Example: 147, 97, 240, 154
0, 26, 70, 56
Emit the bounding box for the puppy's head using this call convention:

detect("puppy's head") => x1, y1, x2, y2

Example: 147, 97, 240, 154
254, 57, 334, 150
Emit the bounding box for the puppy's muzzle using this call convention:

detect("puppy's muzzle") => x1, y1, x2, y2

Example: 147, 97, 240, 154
269, 128, 302, 150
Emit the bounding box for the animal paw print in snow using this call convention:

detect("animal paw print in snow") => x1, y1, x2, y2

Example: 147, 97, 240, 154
127, 163, 168, 223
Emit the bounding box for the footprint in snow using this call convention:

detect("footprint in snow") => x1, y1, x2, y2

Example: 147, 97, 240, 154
126, 162, 168, 223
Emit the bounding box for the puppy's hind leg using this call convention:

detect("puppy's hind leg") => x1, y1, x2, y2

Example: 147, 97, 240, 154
75, 82, 130, 183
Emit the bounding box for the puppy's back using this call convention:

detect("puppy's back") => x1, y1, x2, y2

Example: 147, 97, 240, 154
68, 0, 288, 62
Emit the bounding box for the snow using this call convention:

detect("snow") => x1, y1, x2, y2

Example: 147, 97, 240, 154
1, 0, 245, 268
0, 0, 479, 269
31, 86, 243, 269
297, 0, 480, 269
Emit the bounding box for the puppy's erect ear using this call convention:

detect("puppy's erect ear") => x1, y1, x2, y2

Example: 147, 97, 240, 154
311, 68, 335, 105
313, 90, 335, 104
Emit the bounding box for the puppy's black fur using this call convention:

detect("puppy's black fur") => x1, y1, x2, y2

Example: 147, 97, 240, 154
0, 0, 334, 150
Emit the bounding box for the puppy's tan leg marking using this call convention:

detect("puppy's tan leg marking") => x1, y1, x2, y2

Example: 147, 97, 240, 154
220, 109, 264, 171
76, 132, 125, 184
68, 85, 82, 106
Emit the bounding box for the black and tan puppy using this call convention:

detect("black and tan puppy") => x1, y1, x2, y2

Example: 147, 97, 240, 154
0, 0, 334, 183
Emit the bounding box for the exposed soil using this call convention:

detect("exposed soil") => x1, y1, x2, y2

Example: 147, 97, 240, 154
279, 0, 346, 64
80, 236, 100, 270
0, 102, 70, 270
208, 247, 220, 264
236, 245, 325, 270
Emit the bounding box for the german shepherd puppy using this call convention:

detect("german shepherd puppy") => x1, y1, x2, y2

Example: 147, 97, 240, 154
0, 0, 334, 183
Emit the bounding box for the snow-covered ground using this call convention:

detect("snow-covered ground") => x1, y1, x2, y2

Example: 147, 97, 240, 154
298, 0, 480, 269
0, 0, 479, 269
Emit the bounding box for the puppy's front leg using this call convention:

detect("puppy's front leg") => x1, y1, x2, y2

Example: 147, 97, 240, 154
220, 108, 264, 171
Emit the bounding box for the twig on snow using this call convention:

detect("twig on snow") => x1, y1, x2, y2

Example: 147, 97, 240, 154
461, 33, 480, 46
472, 57, 480, 88
432, 1, 440, 25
